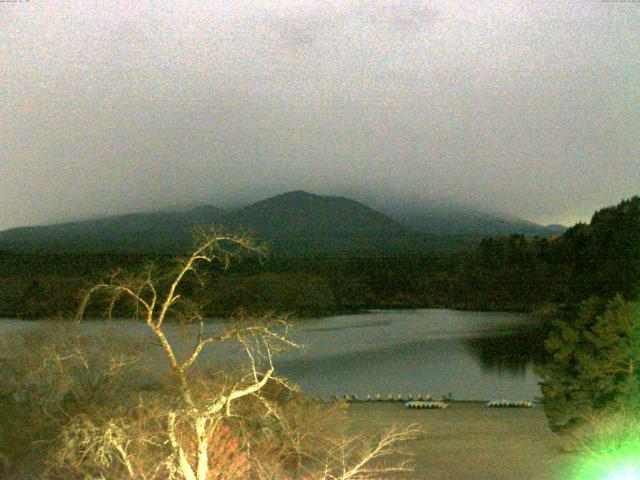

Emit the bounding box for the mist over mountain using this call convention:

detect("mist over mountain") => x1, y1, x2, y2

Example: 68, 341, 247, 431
0, 191, 565, 255
381, 202, 567, 237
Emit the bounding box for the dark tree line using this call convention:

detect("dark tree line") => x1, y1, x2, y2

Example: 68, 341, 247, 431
455, 195, 640, 309
531, 196, 640, 433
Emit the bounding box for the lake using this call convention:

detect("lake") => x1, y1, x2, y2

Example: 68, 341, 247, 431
0, 309, 546, 402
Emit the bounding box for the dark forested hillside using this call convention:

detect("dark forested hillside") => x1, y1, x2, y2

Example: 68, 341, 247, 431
449, 196, 640, 309
383, 202, 567, 237
0, 196, 636, 319
221, 191, 430, 254
555, 196, 640, 301
534, 198, 640, 434
0, 191, 562, 255
0, 208, 225, 253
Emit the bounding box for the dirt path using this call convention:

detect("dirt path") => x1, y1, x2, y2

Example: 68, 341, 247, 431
345, 403, 577, 480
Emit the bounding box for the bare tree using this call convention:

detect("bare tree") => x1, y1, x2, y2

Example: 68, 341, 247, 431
70, 230, 420, 480
305, 424, 421, 480
76, 230, 298, 480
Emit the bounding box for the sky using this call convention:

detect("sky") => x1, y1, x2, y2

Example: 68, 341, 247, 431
1, 0, 639, 230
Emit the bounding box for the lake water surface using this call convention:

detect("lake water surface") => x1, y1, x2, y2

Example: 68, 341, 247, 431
1, 309, 546, 402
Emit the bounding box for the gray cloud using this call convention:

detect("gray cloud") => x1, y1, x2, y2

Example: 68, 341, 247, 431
1, 0, 638, 230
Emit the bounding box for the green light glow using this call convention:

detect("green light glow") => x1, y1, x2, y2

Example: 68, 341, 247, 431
607, 465, 640, 480
572, 442, 640, 480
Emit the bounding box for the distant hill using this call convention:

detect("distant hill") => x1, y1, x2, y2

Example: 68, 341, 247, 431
222, 190, 566, 254
0, 191, 565, 255
226, 191, 404, 235
221, 191, 426, 254
0, 208, 225, 253
380, 202, 566, 237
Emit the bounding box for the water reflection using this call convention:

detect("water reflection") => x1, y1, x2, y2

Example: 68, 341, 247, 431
1, 310, 548, 401
464, 325, 548, 375
274, 310, 548, 400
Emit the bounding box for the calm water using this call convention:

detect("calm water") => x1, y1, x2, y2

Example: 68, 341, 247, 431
0, 309, 546, 401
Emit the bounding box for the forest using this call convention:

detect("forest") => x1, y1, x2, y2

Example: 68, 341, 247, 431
1, 196, 637, 321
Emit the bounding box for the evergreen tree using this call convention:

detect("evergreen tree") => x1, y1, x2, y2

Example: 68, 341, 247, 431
537, 296, 640, 433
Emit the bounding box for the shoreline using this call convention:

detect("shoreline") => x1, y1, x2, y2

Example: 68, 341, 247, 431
0, 303, 544, 322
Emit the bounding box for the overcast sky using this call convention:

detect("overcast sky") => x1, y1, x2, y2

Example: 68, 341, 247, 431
1, 0, 638, 230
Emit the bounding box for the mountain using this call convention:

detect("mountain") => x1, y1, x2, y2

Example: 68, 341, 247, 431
227, 191, 403, 235
543, 224, 569, 235
0, 207, 225, 253
378, 202, 566, 237
219, 190, 426, 254
0, 191, 564, 255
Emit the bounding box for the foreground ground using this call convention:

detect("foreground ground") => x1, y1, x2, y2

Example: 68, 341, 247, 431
345, 403, 577, 480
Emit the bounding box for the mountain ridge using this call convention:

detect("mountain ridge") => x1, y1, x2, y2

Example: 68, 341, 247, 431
0, 191, 565, 254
